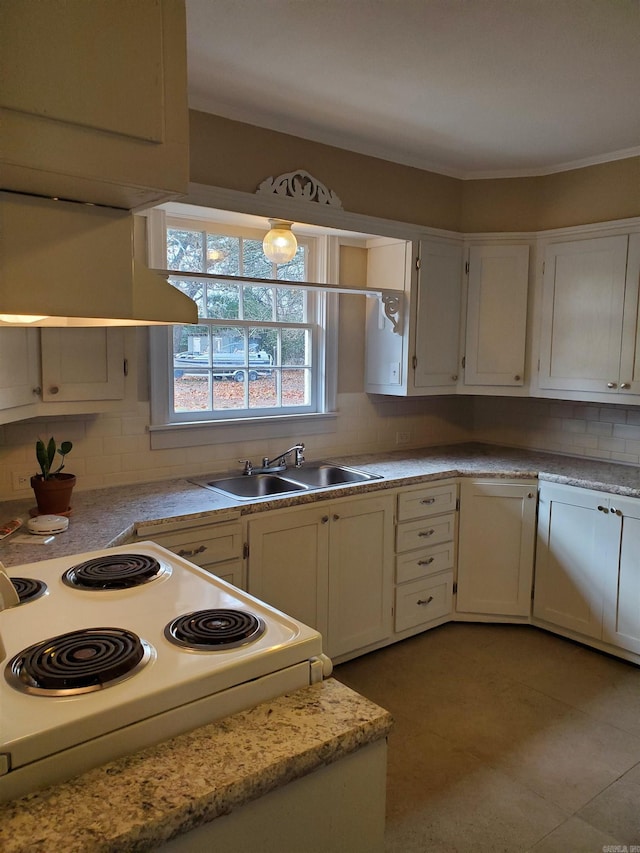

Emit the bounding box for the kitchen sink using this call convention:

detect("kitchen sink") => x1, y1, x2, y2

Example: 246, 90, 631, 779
191, 463, 381, 499
194, 473, 309, 499
283, 463, 382, 488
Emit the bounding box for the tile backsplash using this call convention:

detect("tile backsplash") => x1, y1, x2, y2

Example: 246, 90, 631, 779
472, 397, 640, 465
3, 394, 639, 502
0, 393, 472, 501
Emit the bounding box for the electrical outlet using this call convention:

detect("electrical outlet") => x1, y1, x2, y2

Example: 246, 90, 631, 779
395, 431, 411, 446
12, 472, 31, 491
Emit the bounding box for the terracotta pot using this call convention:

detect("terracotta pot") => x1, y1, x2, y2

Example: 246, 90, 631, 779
31, 473, 76, 515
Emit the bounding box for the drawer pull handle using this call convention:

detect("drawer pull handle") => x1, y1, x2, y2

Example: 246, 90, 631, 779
417, 596, 434, 606
177, 545, 207, 557
418, 557, 435, 566
420, 497, 436, 505
418, 529, 435, 537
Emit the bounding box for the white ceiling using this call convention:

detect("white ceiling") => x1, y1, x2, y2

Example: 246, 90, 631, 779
186, 0, 640, 179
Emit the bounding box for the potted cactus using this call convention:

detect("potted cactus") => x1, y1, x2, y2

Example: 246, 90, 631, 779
31, 437, 75, 515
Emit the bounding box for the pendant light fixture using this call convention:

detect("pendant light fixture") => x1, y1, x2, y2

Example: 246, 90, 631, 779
262, 219, 297, 264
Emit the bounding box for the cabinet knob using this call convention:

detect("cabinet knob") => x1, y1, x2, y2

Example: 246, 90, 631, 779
321, 515, 329, 524
597, 505, 609, 513
49, 385, 59, 395
451, 374, 458, 381
333, 514, 340, 521
527, 492, 534, 499
416, 596, 434, 606
32, 386, 42, 396
607, 382, 618, 389
514, 375, 521, 381
610, 507, 622, 517
621, 382, 631, 389
418, 529, 435, 537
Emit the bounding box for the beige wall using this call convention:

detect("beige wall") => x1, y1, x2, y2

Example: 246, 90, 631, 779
190, 110, 640, 233
189, 111, 462, 231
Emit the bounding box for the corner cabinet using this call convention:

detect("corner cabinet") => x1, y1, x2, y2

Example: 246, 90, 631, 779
456, 479, 537, 619
247, 494, 394, 662
1, 0, 188, 209
533, 482, 640, 656
462, 244, 530, 388
537, 233, 640, 398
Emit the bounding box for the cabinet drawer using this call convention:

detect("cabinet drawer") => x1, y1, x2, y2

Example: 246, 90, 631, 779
395, 572, 454, 633
396, 513, 456, 553
145, 523, 243, 567
201, 559, 244, 589
396, 542, 455, 584
397, 483, 457, 521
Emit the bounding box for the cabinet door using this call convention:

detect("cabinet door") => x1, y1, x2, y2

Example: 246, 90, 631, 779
327, 495, 394, 659
538, 235, 629, 393
618, 233, 640, 394
603, 495, 640, 654
247, 507, 329, 640
457, 480, 536, 616
533, 483, 611, 638
413, 240, 462, 389
464, 245, 529, 386
0, 327, 40, 412
40, 328, 125, 402
364, 239, 410, 394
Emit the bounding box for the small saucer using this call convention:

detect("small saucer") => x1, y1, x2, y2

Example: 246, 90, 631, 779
29, 507, 72, 518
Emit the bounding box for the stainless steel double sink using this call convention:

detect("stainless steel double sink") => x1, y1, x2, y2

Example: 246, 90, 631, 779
190, 463, 382, 499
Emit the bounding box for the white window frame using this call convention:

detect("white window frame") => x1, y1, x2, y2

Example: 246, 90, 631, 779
147, 208, 338, 443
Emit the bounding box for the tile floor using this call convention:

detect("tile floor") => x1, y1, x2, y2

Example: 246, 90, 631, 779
335, 623, 640, 852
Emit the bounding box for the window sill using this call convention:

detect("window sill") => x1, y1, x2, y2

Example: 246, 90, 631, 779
148, 411, 339, 450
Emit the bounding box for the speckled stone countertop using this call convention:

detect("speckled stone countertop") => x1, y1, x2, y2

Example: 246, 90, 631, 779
2, 442, 640, 568
0, 678, 392, 853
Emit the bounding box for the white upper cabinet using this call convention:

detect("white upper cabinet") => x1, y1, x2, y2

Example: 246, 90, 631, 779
40, 329, 125, 403
537, 233, 640, 397
0, 328, 40, 415
0, 0, 188, 210
413, 240, 463, 390
364, 237, 463, 396
463, 245, 530, 387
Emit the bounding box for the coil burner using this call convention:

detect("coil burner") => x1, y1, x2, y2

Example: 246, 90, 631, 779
62, 553, 169, 590
9, 577, 47, 605
164, 609, 265, 651
5, 627, 154, 696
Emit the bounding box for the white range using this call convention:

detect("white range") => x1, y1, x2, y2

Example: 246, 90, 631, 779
0, 541, 331, 803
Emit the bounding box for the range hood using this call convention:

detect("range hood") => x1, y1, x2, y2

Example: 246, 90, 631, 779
0, 192, 197, 327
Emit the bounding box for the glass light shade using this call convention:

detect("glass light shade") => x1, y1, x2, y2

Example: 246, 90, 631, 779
262, 220, 297, 264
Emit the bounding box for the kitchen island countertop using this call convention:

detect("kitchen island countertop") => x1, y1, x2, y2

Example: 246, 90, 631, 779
0, 677, 392, 853
3, 442, 640, 568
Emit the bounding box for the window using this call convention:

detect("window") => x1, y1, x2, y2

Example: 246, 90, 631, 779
149, 213, 337, 429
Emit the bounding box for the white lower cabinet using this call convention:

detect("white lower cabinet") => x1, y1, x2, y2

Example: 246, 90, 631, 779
533, 482, 640, 656
456, 479, 537, 618
134, 516, 245, 589
247, 494, 394, 661
394, 481, 457, 636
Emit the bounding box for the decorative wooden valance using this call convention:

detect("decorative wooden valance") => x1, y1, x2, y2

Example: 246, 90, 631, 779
256, 170, 343, 208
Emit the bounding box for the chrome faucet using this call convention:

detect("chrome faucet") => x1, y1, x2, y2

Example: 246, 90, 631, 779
262, 442, 305, 471
239, 443, 305, 474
